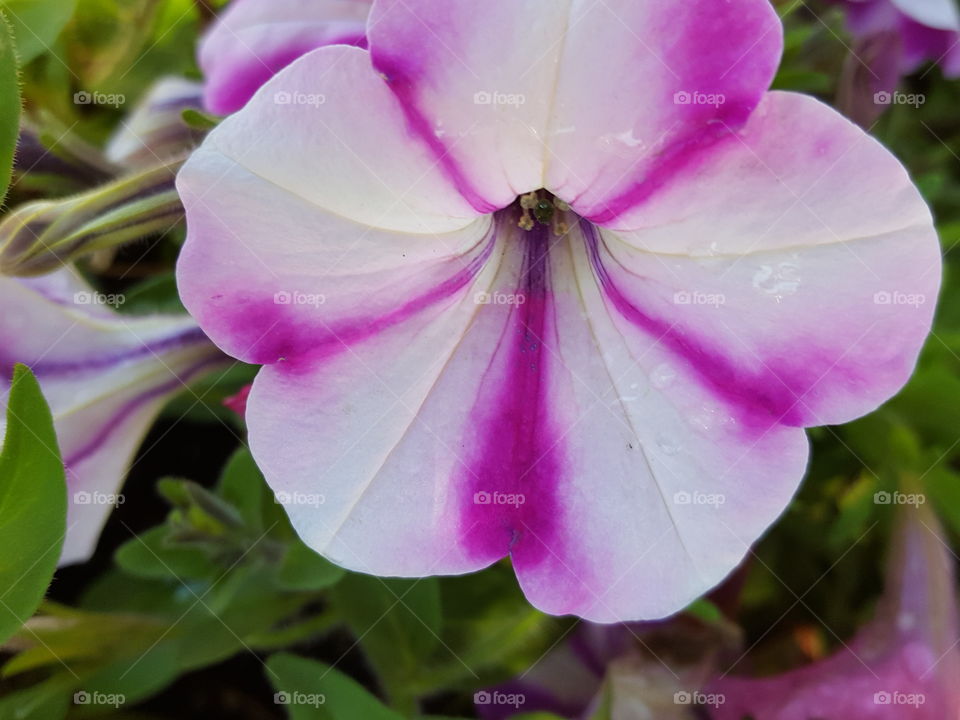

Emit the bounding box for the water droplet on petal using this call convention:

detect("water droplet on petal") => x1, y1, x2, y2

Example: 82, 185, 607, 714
656, 434, 681, 455
650, 363, 676, 389
753, 260, 801, 300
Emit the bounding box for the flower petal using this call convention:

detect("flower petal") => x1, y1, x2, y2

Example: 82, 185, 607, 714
367, 0, 781, 217
199, 0, 371, 114
0, 271, 222, 564
594, 92, 940, 427
890, 0, 960, 31
240, 219, 805, 621
177, 46, 494, 363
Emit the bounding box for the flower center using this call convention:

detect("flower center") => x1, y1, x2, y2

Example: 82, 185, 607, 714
516, 190, 571, 236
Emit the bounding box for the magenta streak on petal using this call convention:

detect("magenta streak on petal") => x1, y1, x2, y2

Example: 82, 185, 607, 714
206, 31, 367, 115
63, 354, 226, 470
0, 326, 212, 380
585, 0, 779, 226
457, 219, 565, 570
369, 51, 500, 215
582, 222, 816, 434
230, 226, 497, 367
586, 111, 747, 227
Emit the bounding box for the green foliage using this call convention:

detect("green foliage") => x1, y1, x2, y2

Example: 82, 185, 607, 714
0, 11, 19, 205
0, 365, 66, 644
0, 0, 75, 64
267, 653, 404, 720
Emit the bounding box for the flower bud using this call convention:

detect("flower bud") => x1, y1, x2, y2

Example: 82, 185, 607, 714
0, 158, 184, 276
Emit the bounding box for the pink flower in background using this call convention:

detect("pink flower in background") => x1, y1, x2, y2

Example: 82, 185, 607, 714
177, 0, 940, 621
835, 0, 960, 124
711, 503, 960, 719
0, 269, 224, 564
476, 618, 735, 719
841, 0, 960, 78
199, 0, 372, 115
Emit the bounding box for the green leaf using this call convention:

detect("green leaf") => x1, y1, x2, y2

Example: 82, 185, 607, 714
0, 365, 66, 644
0, 0, 76, 64
217, 447, 272, 531
276, 542, 345, 592
0, 11, 20, 204
329, 574, 440, 703
114, 526, 221, 582
181, 107, 220, 130
266, 652, 403, 720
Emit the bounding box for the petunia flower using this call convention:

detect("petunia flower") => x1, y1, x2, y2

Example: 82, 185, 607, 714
199, 0, 372, 115
839, 0, 960, 79
176, 0, 940, 621
0, 268, 225, 564
710, 502, 960, 719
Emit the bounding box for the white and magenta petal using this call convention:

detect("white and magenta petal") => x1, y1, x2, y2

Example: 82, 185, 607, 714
598, 92, 940, 427
542, 0, 782, 223
241, 220, 805, 621
367, 0, 782, 217
0, 270, 224, 564
199, 0, 371, 115
177, 46, 491, 365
